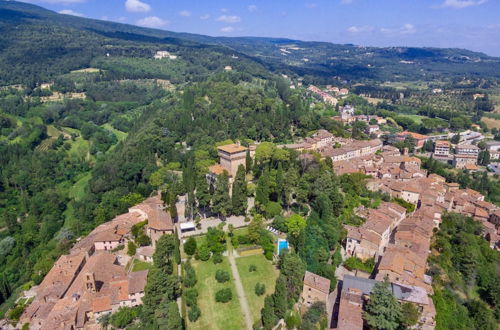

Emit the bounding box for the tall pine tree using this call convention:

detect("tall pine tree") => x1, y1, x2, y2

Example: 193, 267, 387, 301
364, 279, 402, 330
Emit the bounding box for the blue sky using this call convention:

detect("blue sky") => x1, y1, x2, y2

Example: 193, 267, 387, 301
18, 0, 500, 56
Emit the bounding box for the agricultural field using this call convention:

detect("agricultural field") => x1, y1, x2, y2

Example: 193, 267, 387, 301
235, 254, 279, 323
188, 258, 245, 330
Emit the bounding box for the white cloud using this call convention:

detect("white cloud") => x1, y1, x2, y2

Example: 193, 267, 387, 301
381, 23, 416, 35
125, 0, 150, 13
220, 8, 229, 13
248, 4, 257, 12
401, 23, 417, 34
347, 25, 374, 33
58, 9, 84, 16
216, 15, 241, 23
179, 10, 191, 17
220, 26, 235, 33
200, 14, 210, 20
341, 0, 354, 4
439, 0, 487, 8
305, 3, 317, 8
136, 16, 168, 28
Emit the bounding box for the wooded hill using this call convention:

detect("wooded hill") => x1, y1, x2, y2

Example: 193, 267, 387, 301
1, 0, 500, 87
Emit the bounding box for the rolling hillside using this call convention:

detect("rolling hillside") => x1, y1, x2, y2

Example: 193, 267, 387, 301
1, 0, 500, 86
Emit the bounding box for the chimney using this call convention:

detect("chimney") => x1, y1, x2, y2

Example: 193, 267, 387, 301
403, 147, 409, 155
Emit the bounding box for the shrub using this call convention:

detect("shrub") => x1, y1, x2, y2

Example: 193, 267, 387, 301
185, 288, 198, 307
188, 304, 201, 322
255, 283, 266, 296
183, 261, 197, 288
343, 257, 374, 273
265, 201, 282, 218
8, 305, 25, 321
264, 250, 274, 260
109, 306, 139, 328
184, 237, 197, 256
111, 244, 125, 252
215, 269, 230, 283
212, 252, 223, 264
231, 235, 239, 248
249, 264, 257, 272
215, 288, 232, 303
127, 241, 137, 256
195, 244, 210, 261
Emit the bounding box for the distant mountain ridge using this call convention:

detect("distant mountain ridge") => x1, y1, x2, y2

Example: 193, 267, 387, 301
1, 0, 499, 85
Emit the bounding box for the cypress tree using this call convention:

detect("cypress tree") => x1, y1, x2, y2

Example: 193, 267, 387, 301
255, 170, 270, 209
272, 275, 287, 319
231, 165, 247, 216
195, 173, 211, 216
211, 171, 231, 218
261, 295, 278, 329
245, 150, 252, 173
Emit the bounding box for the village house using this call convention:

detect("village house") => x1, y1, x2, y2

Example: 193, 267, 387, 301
455, 144, 480, 157
21, 253, 149, 329
137, 246, 155, 263
434, 140, 450, 157
129, 195, 174, 247
375, 245, 431, 292
301, 271, 331, 311
336, 287, 363, 330
453, 154, 477, 169
396, 131, 429, 150
20, 196, 167, 329
345, 202, 406, 261
339, 275, 436, 330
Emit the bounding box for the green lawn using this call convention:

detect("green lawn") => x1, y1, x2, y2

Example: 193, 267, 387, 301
102, 123, 128, 141
132, 259, 153, 272
69, 172, 91, 202
397, 114, 427, 124
235, 254, 279, 323
188, 258, 244, 330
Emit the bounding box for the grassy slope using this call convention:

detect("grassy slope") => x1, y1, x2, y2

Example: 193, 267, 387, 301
189, 258, 245, 330
235, 254, 279, 323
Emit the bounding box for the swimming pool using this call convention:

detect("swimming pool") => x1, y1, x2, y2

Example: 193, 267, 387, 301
277, 239, 289, 255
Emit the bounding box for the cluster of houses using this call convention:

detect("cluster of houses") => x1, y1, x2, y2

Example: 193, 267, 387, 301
307, 85, 349, 106
153, 50, 177, 60
19, 195, 174, 329
295, 133, 499, 330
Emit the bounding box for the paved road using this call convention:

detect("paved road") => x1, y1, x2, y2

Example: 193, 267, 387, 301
228, 249, 253, 330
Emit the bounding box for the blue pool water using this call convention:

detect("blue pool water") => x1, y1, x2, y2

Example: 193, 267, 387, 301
277, 239, 289, 255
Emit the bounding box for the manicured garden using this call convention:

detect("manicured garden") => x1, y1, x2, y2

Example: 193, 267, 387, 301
235, 254, 279, 323
188, 258, 245, 330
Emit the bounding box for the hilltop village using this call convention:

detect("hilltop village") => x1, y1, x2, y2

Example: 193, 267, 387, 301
13, 124, 499, 330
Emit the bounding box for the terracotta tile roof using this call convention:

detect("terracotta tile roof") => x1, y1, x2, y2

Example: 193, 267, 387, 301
217, 143, 247, 154
92, 296, 111, 313
128, 270, 149, 294
303, 271, 330, 294
209, 164, 227, 176
137, 246, 155, 257
93, 228, 122, 243
435, 140, 450, 146
337, 288, 363, 330
398, 131, 428, 140
133, 195, 173, 231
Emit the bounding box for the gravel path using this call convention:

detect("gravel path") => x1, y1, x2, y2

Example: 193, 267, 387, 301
228, 249, 253, 330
